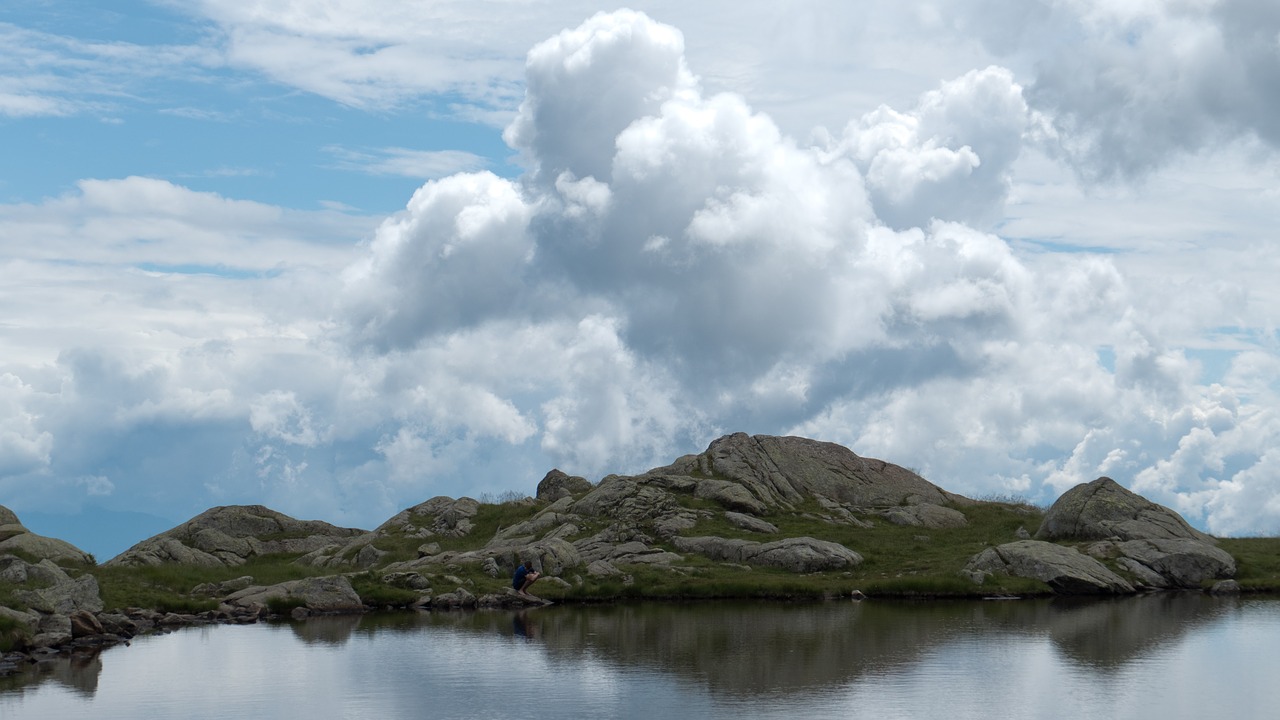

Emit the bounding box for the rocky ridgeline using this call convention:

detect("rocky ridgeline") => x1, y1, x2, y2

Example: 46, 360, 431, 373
0, 434, 1242, 673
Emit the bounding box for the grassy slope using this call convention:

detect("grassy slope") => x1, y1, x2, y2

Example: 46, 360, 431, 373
83, 496, 1280, 612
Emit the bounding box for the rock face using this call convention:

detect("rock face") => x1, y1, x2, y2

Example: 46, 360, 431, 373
106, 505, 365, 567
674, 536, 863, 573
1093, 538, 1236, 589
1032, 477, 1232, 589
223, 575, 365, 615
536, 469, 594, 502
1035, 477, 1212, 542
966, 540, 1135, 595
658, 434, 971, 511
0, 505, 96, 565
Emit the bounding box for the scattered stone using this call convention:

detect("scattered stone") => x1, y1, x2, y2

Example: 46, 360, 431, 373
1209, 579, 1241, 595
724, 512, 779, 534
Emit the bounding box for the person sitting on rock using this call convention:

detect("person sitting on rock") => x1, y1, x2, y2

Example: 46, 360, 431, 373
512, 558, 541, 598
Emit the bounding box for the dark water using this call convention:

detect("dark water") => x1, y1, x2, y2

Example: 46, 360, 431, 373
2, 594, 1277, 719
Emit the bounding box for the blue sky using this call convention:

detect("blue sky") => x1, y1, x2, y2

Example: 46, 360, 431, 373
3, 1, 1279, 559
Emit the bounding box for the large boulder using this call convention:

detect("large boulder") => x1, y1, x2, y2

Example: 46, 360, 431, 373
1036, 477, 1213, 542
966, 540, 1135, 595
536, 469, 593, 502
1111, 538, 1236, 588
106, 505, 365, 567
223, 575, 364, 613
673, 535, 863, 573
654, 433, 971, 511
0, 556, 103, 614
0, 505, 95, 565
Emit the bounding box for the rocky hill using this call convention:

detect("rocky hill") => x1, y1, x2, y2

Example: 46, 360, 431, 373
0, 433, 1250, 667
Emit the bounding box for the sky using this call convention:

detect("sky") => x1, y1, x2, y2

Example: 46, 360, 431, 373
2, 1, 1279, 558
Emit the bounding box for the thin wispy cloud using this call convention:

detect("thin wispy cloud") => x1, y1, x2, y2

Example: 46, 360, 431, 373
324, 146, 489, 179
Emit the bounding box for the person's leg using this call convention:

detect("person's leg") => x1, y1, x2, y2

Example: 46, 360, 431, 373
519, 572, 540, 596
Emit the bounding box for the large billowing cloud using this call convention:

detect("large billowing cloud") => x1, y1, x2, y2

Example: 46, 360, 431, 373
955, 0, 1280, 178
3, 8, 1279, 540
325, 10, 1280, 535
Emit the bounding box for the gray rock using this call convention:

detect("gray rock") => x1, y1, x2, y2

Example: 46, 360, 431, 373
657, 434, 971, 510
1115, 538, 1235, 588
882, 503, 968, 529
536, 469, 594, 501
382, 572, 433, 590
673, 536, 862, 572
6, 558, 103, 614
224, 575, 364, 613
724, 512, 779, 534
1116, 556, 1170, 588
586, 560, 622, 576
430, 588, 477, 609
1209, 579, 1241, 595
0, 506, 95, 565
1036, 477, 1214, 543
694, 479, 768, 514
965, 540, 1135, 595
107, 505, 365, 567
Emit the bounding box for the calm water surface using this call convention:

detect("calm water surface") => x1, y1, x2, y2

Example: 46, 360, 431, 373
2, 594, 1276, 719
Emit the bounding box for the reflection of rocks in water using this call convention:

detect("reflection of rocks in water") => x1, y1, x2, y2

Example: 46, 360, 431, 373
288, 615, 362, 645
55, 649, 103, 694
0, 648, 105, 697
1047, 593, 1235, 668
418, 600, 1058, 694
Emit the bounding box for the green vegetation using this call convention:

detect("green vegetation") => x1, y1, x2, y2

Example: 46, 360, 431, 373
70, 495, 1280, 613
0, 615, 27, 653
1219, 537, 1280, 592
94, 554, 317, 613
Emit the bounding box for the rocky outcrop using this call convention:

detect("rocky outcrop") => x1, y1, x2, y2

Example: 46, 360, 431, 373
223, 575, 365, 615
725, 512, 779, 534
1035, 477, 1213, 543
965, 540, 1135, 595
106, 505, 365, 568
0, 556, 103, 615
1091, 538, 1236, 589
0, 505, 95, 565
657, 434, 973, 510
298, 497, 483, 569
882, 503, 968, 529
1032, 477, 1232, 589
536, 469, 594, 502
673, 536, 863, 573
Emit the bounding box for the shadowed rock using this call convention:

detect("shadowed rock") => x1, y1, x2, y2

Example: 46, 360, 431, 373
966, 540, 1135, 595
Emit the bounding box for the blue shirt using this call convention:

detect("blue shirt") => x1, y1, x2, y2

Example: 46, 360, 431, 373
513, 563, 531, 589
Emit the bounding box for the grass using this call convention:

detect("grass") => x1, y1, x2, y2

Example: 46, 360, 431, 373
663, 497, 1050, 598
1218, 537, 1280, 592
93, 554, 318, 613
0, 615, 27, 653
51, 495, 1280, 615
370, 500, 546, 562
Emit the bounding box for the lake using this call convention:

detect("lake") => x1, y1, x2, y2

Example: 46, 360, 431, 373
2, 594, 1276, 719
